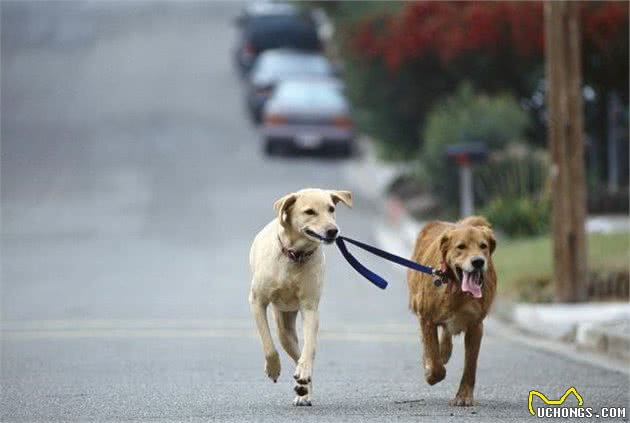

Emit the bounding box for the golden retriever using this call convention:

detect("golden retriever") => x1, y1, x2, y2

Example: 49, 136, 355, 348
407, 216, 497, 406
249, 188, 352, 406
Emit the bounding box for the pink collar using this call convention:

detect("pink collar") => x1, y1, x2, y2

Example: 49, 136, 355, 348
278, 236, 316, 264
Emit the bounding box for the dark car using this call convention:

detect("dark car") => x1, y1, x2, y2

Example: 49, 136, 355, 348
246, 49, 335, 122
260, 78, 354, 156
234, 2, 321, 76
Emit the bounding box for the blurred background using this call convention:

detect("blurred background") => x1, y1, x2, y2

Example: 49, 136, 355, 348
1, 1, 628, 421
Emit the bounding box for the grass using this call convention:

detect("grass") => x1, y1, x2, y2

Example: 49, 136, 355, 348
494, 231, 630, 297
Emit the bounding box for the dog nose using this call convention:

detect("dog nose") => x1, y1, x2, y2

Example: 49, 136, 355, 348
471, 257, 485, 269
326, 228, 339, 239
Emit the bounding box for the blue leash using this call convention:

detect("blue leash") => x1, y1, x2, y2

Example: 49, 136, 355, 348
335, 235, 445, 290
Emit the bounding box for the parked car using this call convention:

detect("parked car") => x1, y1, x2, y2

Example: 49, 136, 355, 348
260, 78, 354, 156
233, 2, 321, 76
247, 49, 335, 122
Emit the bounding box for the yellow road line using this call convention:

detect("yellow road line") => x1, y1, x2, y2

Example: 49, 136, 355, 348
0, 319, 418, 343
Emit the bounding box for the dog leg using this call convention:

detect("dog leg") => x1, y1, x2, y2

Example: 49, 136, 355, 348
450, 322, 483, 407
439, 327, 453, 365
420, 316, 446, 385
274, 308, 300, 363
250, 298, 280, 383
293, 307, 318, 406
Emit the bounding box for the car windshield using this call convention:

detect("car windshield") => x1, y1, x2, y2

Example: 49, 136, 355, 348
273, 82, 346, 109
246, 15, 319, 51
253, 53, 331, 81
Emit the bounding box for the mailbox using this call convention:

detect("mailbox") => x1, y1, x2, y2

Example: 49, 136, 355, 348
446, 143, 488, 166
445, 142, 487, 218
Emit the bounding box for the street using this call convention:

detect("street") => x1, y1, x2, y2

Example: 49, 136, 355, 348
1, 2, 628, 422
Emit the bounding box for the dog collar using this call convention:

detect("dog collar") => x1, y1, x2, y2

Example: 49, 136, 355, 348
278, 236, 316, 264
433, 261, 455, 287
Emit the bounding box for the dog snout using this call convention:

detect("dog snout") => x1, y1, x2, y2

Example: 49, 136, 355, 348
471, 257, 485, 270
326, 227, 339, 240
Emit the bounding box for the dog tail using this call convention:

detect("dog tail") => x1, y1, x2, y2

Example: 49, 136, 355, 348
458, 215, 492, 228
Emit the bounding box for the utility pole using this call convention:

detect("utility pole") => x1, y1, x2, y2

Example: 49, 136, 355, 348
544, 1, 588, 302
607, 92, 621, 193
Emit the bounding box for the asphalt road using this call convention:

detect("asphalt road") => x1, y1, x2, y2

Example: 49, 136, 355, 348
1, 2, 628, 422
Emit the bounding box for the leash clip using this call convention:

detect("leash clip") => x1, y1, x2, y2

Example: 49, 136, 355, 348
432, 267, 448, 288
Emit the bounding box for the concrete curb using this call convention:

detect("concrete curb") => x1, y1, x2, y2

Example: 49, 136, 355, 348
496, 301, 630, 363
342, 137, 409, 206
575, 320, 630, 361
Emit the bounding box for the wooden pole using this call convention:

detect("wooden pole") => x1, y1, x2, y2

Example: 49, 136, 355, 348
544, 1, 588, 302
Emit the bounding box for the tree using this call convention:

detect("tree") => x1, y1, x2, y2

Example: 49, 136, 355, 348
337, 1, 628, 158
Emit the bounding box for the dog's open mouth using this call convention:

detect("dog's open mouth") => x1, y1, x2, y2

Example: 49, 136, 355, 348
304, 229, 335, 244
455, 266, 484, 298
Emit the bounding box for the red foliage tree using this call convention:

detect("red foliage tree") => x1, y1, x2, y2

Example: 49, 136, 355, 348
350, 2, 545, 72
340, 1, 628, 154
349, 1, 626, 75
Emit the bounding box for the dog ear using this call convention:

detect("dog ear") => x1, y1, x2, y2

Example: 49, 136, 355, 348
273, 193, 297, 227
440, 230, 451, 261
482, 227, 497, 254
329, 190, 352, 208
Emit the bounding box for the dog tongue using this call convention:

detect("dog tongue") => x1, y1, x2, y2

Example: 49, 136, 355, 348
462, 271, 482, 298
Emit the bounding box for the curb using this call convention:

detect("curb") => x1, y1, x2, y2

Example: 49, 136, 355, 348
575, 320, 630, 362
479, 299, 630, 363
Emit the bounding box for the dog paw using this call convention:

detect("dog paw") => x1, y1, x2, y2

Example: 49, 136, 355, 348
424, 364, 446, 385
265, 351, 281, 382
293, 362, 312, 385
293, 396, 312, 407
449, 393, 476, 407
294, 383, 309, 397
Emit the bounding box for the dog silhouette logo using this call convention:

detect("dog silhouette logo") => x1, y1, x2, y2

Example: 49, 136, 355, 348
528, 386, 584, 416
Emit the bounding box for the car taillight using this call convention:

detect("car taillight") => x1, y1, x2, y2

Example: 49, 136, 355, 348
332, 116, 352, 128
264, 114, 287, 126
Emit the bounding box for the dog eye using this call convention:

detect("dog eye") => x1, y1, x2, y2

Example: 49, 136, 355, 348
328, 206, 335, 213
304, 209, 316, 216
457, 244, 466, 250
480, 243, 488, 249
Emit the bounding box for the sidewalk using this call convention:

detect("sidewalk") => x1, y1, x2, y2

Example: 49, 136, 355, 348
345, 138, 630, 364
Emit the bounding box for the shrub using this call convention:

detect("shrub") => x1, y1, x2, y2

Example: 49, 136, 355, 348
476, 143, 550, 237
481, 196, 549, 237
475, 143, 549, 203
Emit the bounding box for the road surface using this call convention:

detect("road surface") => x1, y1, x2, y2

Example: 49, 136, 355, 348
1, 2, 628, 422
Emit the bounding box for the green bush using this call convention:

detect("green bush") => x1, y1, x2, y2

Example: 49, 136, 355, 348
476, 143, 550, 237
475, 143, 549, 203
420, 83, 530, 213
481, 196, 549, 237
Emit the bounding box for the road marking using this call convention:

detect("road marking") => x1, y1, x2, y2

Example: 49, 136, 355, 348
1, 318, 419, 343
